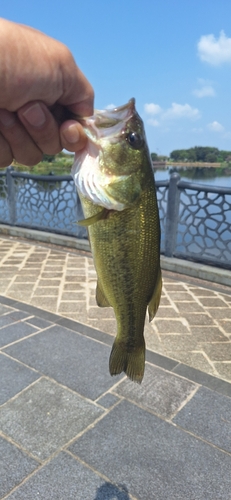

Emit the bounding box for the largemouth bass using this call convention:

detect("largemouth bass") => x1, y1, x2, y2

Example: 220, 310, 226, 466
72, 98, 162, 383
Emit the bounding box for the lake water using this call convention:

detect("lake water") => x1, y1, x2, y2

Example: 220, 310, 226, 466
154, 167, 231, 189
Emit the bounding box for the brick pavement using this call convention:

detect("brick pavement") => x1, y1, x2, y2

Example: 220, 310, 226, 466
0, 295, 231, 499
0, 235, 230, 383
1, 235, 231, 499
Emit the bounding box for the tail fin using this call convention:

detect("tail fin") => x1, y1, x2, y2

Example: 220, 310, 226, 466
109, 339, 145, 384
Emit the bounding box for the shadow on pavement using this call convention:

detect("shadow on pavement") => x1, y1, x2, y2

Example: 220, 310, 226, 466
94, 482, 131, 499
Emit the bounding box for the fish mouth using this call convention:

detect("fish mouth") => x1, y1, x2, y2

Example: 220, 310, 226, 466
71, 98, 141, 211
79, 98, 137, 142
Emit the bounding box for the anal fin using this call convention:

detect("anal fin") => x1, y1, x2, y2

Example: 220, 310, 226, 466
96, 280, 111, 307
148, 267, 162, 322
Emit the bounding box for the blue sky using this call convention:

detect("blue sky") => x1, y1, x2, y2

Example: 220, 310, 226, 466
1, 0, 231, 156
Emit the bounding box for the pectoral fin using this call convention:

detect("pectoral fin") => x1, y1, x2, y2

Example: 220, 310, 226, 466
77, 208, 108, 226
148, 268, 162, 322
96, 280, 111, 307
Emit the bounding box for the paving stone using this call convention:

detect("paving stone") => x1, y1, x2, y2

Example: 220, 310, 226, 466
158, 296, 171, 306
60, 291, 83, 301
173, 386, 231, 453
164, 283, 186, 290
188, 288, 216, 297
96, 393, 121, 409
30, 297, 58, 311
7, 290, 32, 301
183, 313, 215, 326
214, 362, 231, 380
220, 320, 231, 334
155, 319, 189, 334
167, 351, 218, 377
166, 292, 192, 301
145, 349, 179, 371
37, 278, 61, 286
198, 297, 228, 307
14, 276, 38, 283
114, 364, 197, 419
88, 306, 116, 320
0, 436, 39, 498
175, 301, 205, 314
33, 287, 59, 296
25, 315, 52, 329
155, 307, 179, 318
0, 310, 29, 329
63, 283, 83, 291
154, 335, 198, 351
0, 353, 40, 405
58, 301, 86, 313
0, 304, 12, 315
190, 326, 229, 343
4, 325, 121, 400
40, 272, 63, 278
203, 343, 231, 362
0, 321, 38, 348
5, 452, 133, 500
0, 378, 103, 461
87, 318, 117, 335
208, 308, 231, 320
69, 400, 231, 500
173, 364, 231, 397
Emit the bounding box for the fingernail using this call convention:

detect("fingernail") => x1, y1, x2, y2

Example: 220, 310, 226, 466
0, 109, 16, 127
62, 124, 80, 144
22, 103, 46, 127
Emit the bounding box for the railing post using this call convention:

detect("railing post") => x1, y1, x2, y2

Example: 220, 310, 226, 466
6, 166, 16, 225
165, 172, 180, 257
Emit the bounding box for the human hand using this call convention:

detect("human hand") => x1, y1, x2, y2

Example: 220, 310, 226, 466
0, 18, 94, 168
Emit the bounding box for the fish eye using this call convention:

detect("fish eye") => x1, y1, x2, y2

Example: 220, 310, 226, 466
126, 132, 143, 149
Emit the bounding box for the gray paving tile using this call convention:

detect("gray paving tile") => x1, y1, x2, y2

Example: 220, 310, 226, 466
145, 349, 178, 371
0, 321, 38, 348
25, 315, 53, 329
0, 304, 13, 315
10, 301, 61, 322
0, 353, 40, 405
0, 310, 29, 329
57, 316, 114, 345
96, 393, 121, 409
173, 386, 231, 453
0, 296, 18, 307
69, 400, 231, 500
0, 436, 38, 498
5, 451, 132, 500
114, 364, 197, 419
4, 325, 122, 400
0, 378, 103, 460
173, 363, 231, 397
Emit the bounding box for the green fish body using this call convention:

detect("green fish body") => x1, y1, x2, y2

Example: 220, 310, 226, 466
72, 99, 162, 383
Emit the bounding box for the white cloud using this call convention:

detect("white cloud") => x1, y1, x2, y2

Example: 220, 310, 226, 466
193, 85, 215, 98
207, 121, 224, 132
144, 102, 200, 127
105, 103, 117, 110
163, 103, 200, 120
198, 30, 231, 65
144, 103, 162, 115
147, 118, 160, 127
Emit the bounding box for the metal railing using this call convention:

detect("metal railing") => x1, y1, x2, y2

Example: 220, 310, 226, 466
0, 167, 231, 270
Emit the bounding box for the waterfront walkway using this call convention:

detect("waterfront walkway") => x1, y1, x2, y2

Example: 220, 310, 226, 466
0, 235, 231, 499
